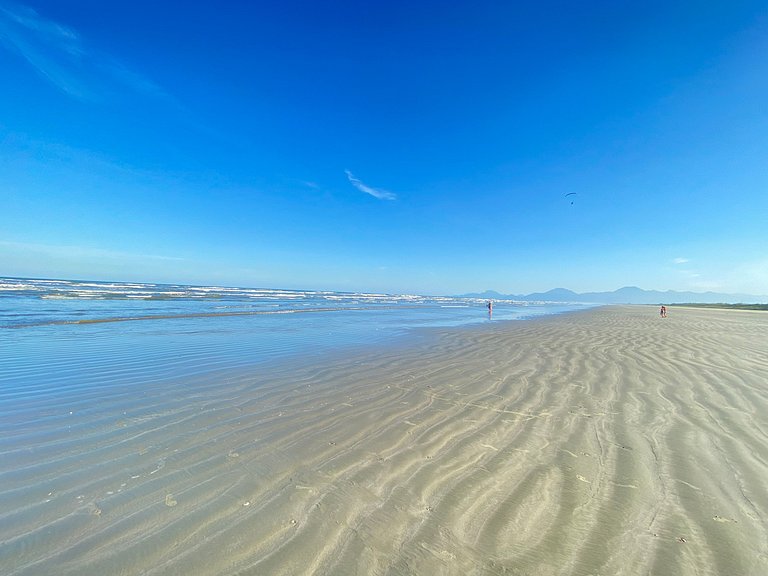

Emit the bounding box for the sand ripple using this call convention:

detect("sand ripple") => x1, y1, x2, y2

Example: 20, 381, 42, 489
2, 306, 768, 574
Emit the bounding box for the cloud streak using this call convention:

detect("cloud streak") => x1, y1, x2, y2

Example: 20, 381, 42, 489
0, 1, 169, 101
0, 240, 186, 262
345, 170, 397, 201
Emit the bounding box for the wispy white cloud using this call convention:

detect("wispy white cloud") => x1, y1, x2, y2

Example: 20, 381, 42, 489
667, 256, 768, 295
0, 1, 169, 102
345, 170, 397, 201
730, 258, 768, 295
0, 133, 173, 193
0, 240, 186, 262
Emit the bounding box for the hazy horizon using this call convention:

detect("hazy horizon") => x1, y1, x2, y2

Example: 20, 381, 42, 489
3, 274, 767, 302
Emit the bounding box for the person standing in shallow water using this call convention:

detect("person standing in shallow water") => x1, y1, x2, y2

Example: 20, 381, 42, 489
487, 300, 493, 317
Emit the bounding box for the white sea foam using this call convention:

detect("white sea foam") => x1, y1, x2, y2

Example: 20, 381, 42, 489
0, 283, 40, 291
2, 276, 588, 331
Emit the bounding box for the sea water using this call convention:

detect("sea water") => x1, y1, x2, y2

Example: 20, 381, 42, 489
1, 276, 592, 432
1, 277, 587, 389
1, 276, 590, 443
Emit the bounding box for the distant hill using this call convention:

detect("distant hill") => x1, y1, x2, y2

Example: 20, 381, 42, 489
460, 286, 768, 305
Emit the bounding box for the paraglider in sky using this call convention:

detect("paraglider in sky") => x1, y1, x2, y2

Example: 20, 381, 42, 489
565, 192, 577, 205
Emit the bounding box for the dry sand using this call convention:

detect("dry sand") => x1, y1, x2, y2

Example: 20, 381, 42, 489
2, 305, 768, 575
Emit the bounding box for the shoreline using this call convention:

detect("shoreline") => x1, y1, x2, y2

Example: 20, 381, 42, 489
670, 303, 768, 312
2, 305, 767, 575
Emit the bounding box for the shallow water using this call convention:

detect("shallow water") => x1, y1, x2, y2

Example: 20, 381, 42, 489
1, 277, 592, 575
2, 277, 587, 400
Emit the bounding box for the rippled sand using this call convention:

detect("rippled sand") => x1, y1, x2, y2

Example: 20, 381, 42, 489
2, 306, 768, 575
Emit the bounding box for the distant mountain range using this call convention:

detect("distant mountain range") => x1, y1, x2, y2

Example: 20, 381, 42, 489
460, 286, 768, 305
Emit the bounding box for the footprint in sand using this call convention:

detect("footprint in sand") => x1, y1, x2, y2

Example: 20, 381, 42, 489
576, 474, 590, 484
83, 502, 102, 517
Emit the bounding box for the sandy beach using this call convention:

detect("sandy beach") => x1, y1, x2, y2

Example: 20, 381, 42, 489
2, 305, 768, 575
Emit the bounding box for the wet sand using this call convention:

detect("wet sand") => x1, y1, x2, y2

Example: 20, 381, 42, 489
2, 305, 768, 575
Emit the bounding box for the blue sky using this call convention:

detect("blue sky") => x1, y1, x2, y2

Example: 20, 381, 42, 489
2, 1, 767, 295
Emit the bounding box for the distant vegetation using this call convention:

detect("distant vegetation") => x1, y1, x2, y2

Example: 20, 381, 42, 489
673, 303, 768, 311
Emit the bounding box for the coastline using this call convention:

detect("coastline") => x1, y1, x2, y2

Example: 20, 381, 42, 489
670, 303, 768, 311
2, 305, 767, 575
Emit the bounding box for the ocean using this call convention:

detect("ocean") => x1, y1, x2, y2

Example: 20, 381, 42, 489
0, 277, 589, 574
2, 276, 587, 393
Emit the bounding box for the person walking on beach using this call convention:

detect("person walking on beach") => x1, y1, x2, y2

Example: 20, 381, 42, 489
660, 305, 667, 318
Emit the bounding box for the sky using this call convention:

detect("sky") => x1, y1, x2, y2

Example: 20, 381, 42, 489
2, 1, 768, 296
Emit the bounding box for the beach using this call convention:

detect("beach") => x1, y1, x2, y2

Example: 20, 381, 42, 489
2, 305, 768, 575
